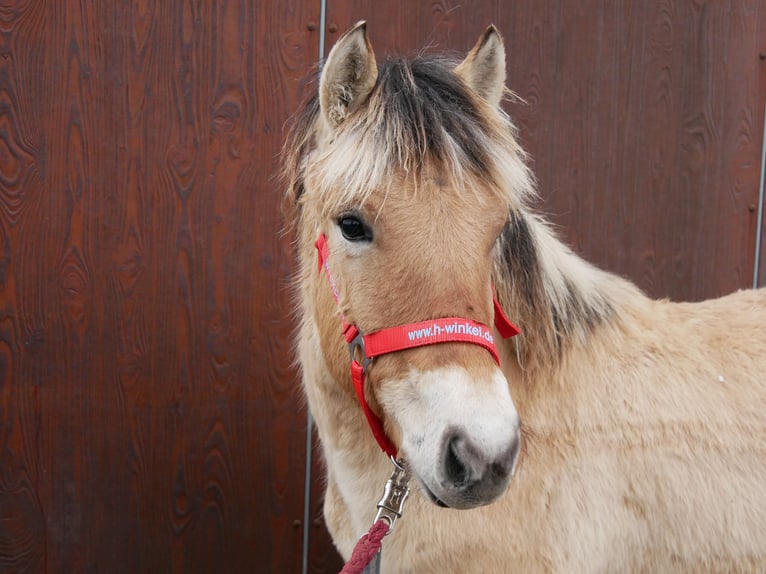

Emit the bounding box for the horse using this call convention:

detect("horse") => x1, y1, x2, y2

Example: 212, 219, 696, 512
282, 21, 766, 573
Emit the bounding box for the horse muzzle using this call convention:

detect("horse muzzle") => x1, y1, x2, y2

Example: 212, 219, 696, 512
387, 365, 522, 510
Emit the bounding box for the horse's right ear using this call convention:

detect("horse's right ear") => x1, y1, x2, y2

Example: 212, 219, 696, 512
319, 21, 378, 128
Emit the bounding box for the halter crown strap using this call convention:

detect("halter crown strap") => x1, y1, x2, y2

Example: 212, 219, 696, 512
315, 233, 520, 457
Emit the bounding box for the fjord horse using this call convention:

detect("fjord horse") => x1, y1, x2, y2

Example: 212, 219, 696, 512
282, 22, 766, 573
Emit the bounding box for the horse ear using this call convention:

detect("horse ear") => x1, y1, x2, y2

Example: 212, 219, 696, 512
319, 21, 378, 128
455, 25, 506, 107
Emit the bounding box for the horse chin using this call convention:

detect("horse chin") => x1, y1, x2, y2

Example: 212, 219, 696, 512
417, 473, 510, 510
419, 481, 451, 508
416, 441, 518, 510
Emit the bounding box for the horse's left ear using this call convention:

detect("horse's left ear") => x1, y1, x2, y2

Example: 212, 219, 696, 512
455, 25, 506, 107
319, 21, 378, 128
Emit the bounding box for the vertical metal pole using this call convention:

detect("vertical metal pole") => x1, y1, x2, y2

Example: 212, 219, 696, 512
303, 5, 328, 573
319, 0, 327, 67
753, 97, 766, 289
302, 408, 314, 574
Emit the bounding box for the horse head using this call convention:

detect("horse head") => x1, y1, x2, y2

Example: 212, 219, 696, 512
287, 22, 535, 509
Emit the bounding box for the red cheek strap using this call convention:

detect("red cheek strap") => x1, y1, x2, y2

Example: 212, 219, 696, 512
493, 290, 520, 338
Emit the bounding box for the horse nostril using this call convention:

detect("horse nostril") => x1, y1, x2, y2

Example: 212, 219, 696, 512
491, 460, 509, 480
445, 434, 471, 487
492, 434, 520, 480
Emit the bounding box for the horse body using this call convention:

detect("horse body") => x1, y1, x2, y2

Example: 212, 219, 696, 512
284, 22, 766, 573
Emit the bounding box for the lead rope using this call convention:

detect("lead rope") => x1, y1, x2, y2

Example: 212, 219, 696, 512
340, 458, 410, 574
338, 521, 387, 574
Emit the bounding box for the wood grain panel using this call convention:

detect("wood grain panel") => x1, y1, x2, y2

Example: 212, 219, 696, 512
0, 1, 48, 572
500, 0, 764, 301
0, 1, 319, 573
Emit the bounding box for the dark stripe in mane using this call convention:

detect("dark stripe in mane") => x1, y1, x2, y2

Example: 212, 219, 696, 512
497, 211, 614, 362
370, 55, 493, 177
499, 211, 541, 304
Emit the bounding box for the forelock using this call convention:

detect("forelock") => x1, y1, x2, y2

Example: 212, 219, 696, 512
284, 54, 535, 220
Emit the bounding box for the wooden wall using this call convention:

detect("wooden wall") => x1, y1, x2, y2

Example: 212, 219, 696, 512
0, 2, 763, 573
0, 1, 320, 572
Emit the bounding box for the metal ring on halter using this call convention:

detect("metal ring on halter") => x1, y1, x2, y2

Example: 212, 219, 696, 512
348, 329, 373, 371
390, 456, 406, 472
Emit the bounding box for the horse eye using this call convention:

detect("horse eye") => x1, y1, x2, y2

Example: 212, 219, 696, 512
337, 215, 372, 242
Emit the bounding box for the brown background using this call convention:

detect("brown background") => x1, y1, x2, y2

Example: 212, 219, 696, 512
0, 2, 763, 573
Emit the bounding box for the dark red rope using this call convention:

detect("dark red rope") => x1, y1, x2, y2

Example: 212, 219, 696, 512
339, 520, 389, 574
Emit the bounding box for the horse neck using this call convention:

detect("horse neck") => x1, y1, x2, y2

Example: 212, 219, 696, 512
493, 209, 640, 373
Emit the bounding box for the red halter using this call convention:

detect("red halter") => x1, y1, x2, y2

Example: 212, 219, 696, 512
315, 234, 520, 458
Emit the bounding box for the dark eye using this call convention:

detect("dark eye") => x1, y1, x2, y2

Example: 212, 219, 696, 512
337, 214, 372, 242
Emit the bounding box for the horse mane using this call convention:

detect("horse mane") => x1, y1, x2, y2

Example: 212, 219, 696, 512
493, 210, 641, 372
282, 53, 638, 373
282, 54, 534, 217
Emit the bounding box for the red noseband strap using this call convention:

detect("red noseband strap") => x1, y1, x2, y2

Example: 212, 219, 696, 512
315, 234, 520, 458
